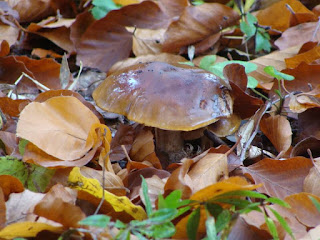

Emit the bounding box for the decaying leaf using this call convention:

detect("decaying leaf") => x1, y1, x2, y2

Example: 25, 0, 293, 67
68, 167, 147, 221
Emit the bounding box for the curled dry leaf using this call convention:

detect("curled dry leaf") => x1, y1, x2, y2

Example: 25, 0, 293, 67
27, 17, 75, 53
242, 157, 313, 199
259, 115, 292, 158
285, 45, 320, 69
162, 3, 240, 52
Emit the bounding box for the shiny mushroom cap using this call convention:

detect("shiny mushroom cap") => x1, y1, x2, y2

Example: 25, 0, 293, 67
93, 62, 233, 131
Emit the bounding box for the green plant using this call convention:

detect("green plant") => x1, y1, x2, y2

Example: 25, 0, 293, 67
91, 0, 120, 19
240, 12, 271, 53
76, 176, 293, 239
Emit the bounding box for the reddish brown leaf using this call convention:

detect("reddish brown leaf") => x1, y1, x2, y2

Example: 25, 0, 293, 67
0, 41, 9, 57
162, 3, 239, 52
259, 115, 292, 158
34, 184, 85, 228
242, 157, 313, 199
0, 188, 5, 230
0, 175, 24, 201
285, 45, 320, 68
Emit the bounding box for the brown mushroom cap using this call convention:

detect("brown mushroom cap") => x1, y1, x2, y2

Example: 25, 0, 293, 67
93, 62, 233, 131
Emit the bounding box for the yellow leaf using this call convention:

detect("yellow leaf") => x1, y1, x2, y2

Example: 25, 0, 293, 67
68, 167, 147, 220
190, 176, 262, 202
113, 0, 140, 6
0, 222, 63, 239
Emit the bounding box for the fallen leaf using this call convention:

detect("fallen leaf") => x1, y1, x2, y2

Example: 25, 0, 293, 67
17, 96, 100, 161
304, 161, 320, 196
256, 0, 317, 33
0, 175, 24, 201
242, 157, 313, 199
68, 167, 147, 221
285, 44, 320, 68
285, 193, 320, 227
132, 28, 165, 56
259, 115, 292, 158
0, 222, 63, 239
275, 22, 320, 50
162, 3, 239, 52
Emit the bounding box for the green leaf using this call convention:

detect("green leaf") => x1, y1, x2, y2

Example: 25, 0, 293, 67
199, 55, 217, 71
116, 228, 131, 240
205, 203, 223, 218
215, 190, 268, 200
0, 156, 55, 192
255, 31, 271, 52
78, 214, 110, 228
246, 12, 258, 26
205, 216, 217, 240
187, 207, 201, 240
309, 196, 320, 213
192, 0, 205, 6
141, 176, 152, 216
264, 215, 279, 240
264, 66, 295, 80
268, 207, 295, 240
240, 22, 254, 39
208, 61, 257, 79
238, 202, 261, 214
91, 0, 119, 19
148, 222, 176, 238
115, 219, 127, 229
247, 76, 258, 88
148, 208, 178, 223
264, 197, 291, 208
215, 210, 231, 233
18, 139, 28, 156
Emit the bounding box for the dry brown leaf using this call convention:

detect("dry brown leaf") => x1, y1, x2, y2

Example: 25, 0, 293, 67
0, 40, 9, 57
275, 22, 320, 50
289, 94, 320, 113
0, 24, 20, 46
303, 160, 320, 196
27, 18, 75, 52
187, 151, 228, 193
259, 115, 292, 158
0, 175, 24, 201
242, 157, 313, 199
139, 175, 166, 208
285, 193, 320, 227
34, 184, 85, 228
282, 63, 320, 93
248, 45, 300, 90
162, 3, 239, 52
7, 0, 54, 23
17, 96, 100, 161
285, 45, 320, 68
297, 108, 320, 140
132, 28, 165, 56
256, 0, 317, 33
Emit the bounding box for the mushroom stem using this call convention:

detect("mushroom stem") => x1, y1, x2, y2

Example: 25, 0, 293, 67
155, 129, 186, 167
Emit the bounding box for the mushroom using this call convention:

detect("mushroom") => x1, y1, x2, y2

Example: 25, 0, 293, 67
93, 62, 233, 166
